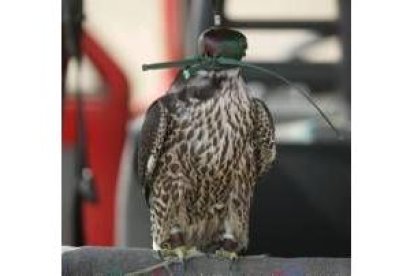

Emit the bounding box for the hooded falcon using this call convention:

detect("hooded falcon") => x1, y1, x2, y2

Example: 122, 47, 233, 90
137, 27, 276, 260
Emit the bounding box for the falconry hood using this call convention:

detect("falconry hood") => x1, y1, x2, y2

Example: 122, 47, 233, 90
198, 27, 247, 61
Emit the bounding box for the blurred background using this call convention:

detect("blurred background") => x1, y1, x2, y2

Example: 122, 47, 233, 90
62, 0, 350, 257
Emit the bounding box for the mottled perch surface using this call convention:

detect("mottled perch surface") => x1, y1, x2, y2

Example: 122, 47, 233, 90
62, 246, 350, 275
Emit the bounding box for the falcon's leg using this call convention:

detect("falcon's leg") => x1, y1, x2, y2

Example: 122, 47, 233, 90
151, 177, 188, 260
215, 183, 252, 260
215, 220, 239, 260
157, 227, 202, 260
152, 178, 203, 260
158, 228, 187, 260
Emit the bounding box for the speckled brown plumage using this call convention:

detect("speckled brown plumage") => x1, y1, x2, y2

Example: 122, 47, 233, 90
137, 68, 276, 254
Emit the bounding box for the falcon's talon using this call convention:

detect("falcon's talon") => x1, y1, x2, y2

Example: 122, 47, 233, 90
159, 245, 203, 261
185, 246, 204, 259
215, 249, 238, 261
175, 246, 186, 260
159, 246, 187, 261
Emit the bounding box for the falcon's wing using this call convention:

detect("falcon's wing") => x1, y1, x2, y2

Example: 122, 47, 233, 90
251, 98, 277, 178
137, 97, 171, 206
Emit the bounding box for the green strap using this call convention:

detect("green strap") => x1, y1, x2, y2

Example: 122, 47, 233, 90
217, 57, 342, 139
142, 56, 201, 71
142, 56, 342, 139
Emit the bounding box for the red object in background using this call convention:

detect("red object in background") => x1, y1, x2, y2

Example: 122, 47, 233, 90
63, 0, 183, 245
63, 30, 129, 245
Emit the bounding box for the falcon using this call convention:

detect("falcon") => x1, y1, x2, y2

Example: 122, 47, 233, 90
137, 27, 276, 260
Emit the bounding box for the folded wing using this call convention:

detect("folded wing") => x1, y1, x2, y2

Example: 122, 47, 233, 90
251, 98, 277, 178
137, 99, 171, 206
